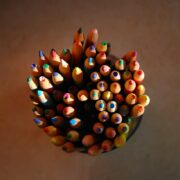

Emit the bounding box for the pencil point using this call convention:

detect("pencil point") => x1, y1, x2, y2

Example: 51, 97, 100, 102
51, 117, 57, 123
26, 77, 32, 82
62, 48, 67, 55
39, 50, 44, 58
51, 49, 56, 57
77, 27, 82, 34
43, 63, 49, 69
37, 90, 43, 96
33, 118, 41, 124
90, 45, 95, 50
53, 72, 59, 77
31, 64, 36, 69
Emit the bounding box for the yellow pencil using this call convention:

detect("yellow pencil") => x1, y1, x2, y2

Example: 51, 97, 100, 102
72, 67, 83, 85
96, 52, 107, 65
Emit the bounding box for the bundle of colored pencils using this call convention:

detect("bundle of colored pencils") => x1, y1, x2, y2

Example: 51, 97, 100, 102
27, 28, 150, 155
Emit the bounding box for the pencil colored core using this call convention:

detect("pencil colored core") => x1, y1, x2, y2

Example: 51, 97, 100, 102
53, 72, 59, 76
43, 64, 49, 69
102, 41, 107, 46
39, 50, 44, 58
62, 48, 67, 54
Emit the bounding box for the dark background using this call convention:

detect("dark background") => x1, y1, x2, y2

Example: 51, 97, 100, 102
0, 0, 180, 179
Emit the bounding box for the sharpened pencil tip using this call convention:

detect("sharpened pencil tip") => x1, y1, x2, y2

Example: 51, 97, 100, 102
77, 27, 82, 34
39, 50, 44, 58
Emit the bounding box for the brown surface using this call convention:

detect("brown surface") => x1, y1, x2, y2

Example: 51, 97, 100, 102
0, 0, 180, 179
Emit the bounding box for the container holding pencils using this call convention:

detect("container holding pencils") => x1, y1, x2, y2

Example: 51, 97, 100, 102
27, 28, 150, 156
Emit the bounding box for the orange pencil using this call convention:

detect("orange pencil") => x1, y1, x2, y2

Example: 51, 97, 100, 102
129, 60, 140, 72
123, 51, 138, 62
125, 93, 137, 105
73, 27, 85, 44
96, 52, 107, 65
99, 65, 111, 76
101, 140, 113, 152
77, 90, 89, 102
133, 69, 145, 84
124, 79, 136, 94
49, 49, 61, 68
82, 134, 95, 147
72, 41, 83, 66
84, 28, 98, 49
105, 127, 116, 139
110, 82, 121, 94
